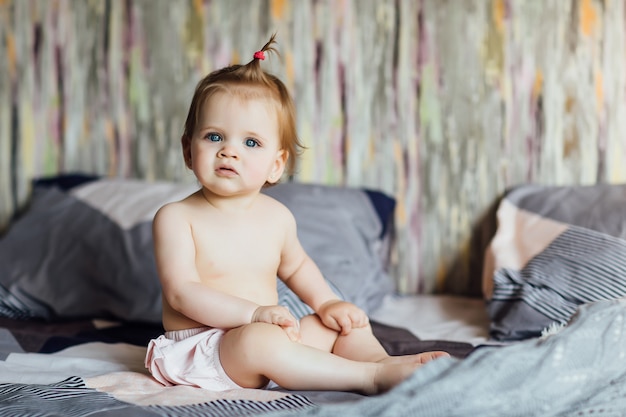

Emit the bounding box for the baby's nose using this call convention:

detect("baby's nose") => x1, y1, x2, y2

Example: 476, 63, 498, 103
218, 144, 238, 158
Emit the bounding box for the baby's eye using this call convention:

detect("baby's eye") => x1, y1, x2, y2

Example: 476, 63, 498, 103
205, 133, 222, 142
245, 138, 259, 148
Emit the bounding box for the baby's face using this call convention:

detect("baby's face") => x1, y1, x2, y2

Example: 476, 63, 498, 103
188, 92, 286, 197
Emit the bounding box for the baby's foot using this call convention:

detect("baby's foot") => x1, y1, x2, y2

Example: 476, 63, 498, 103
363, 352, 449, 395
378, 351, 450, 366
370, 362, 421, 395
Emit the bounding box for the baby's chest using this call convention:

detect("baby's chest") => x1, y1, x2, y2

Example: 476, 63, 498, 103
192, 225, 283, 275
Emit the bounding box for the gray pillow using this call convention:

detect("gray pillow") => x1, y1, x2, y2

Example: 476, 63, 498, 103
483, 183, 626, 341
0, 177, 395, 323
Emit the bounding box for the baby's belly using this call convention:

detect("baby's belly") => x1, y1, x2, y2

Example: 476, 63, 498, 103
161, 288, 279, 332
200, 276, 279, 305
162, 301, 206, 332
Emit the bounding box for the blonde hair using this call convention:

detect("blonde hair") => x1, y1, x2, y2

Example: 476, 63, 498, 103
181, 34, 303, 178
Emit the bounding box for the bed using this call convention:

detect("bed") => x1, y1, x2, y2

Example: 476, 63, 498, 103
1, 176, 626, 416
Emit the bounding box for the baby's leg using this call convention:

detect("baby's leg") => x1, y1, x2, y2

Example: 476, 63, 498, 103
299, 314, 449, 365
299, 314, 388, 361
219, 322, 418, 394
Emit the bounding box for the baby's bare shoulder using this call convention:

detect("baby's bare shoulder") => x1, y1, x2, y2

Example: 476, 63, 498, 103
258, 193, 294, 218
153, 192, 202, 224
259, 192, 285, 206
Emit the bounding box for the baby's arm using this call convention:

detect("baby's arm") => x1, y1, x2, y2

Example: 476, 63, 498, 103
154, 203, 299, 337
277, 212, 368, 335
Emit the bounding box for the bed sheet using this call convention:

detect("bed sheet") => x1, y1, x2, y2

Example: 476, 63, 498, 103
370, 294, 491, 346
3, 299, 626, 416
0, 306, 476, 416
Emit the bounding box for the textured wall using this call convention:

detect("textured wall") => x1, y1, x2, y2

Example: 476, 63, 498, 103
1, 0, 624, 295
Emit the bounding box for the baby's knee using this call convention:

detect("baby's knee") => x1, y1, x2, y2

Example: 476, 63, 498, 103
300, 314, 325, 328
299, 314, 340, 351
233, 322, 290, 347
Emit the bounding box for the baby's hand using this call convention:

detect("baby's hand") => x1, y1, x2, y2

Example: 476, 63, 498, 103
251, 305, 301, 342
317, 300, 369, 336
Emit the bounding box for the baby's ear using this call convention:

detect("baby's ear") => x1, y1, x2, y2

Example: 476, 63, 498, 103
268, 149, 288, 183
181, 135, 192, 168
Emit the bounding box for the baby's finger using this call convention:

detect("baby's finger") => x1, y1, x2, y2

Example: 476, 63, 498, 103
273, 313, 294, 327
283, 322, 301, 342
323, 316, 342, 333
337, 316, 352, 335
350, 312, 368, 328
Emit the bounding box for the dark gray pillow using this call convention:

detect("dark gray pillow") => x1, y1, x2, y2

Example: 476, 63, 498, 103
0, 177, 395, 323
483, 183, 626, 341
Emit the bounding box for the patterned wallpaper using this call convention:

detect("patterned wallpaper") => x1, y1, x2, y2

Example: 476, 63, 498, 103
1, 0, 624, 295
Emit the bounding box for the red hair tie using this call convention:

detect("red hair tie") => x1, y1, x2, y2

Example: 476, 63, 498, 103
253, 50, 265, 60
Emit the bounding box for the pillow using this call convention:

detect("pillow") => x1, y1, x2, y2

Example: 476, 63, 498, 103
482, 183, 626, 341
0, 176, 395, 323
263, 182, 395, 317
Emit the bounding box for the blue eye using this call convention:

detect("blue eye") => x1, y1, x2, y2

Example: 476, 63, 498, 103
205, 133, 222, 142
245, 138, 259, 148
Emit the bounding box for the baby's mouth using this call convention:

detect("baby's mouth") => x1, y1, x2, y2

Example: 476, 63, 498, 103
216, 166, 238, 176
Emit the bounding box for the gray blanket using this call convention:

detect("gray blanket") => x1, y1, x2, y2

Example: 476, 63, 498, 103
271, 298, 626, 417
